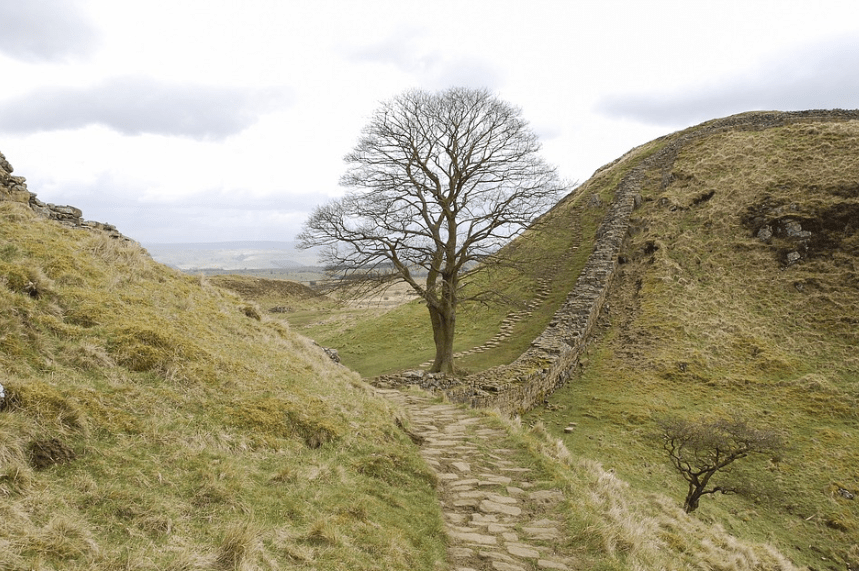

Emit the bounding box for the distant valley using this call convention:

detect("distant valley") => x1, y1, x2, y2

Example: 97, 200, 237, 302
143, 240, 323, 271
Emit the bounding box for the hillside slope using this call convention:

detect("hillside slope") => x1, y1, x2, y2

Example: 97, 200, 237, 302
0, 171, 445, 568
528, 112, 859, 569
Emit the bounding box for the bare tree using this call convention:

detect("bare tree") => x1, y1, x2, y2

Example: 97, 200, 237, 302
658, 415, 784, 513
298, 87, 566, 374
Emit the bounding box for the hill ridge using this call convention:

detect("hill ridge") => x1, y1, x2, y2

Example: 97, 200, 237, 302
375, 109, 859, 415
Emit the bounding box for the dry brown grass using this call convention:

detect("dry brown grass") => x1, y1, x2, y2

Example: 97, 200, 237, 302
0, 201, 446, 570
528, 118, 859, 569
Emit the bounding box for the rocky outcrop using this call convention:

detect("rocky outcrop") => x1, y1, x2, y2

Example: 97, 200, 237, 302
0, 151, 126, 239
376, 109, 859, 416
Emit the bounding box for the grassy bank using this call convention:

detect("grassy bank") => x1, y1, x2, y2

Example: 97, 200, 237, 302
0, 201, 446, 570
526, 120, 859, 569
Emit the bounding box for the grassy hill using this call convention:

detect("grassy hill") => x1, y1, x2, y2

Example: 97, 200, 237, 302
0, 201, 446, 570
280, 112, 858, 569
528, 116, 859, 569
2, 110, 856, 570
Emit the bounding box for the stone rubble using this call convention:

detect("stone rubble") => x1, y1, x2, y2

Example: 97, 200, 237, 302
0, 150, 129, 240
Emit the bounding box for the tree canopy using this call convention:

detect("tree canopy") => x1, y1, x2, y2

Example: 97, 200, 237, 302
658, 415, 784, 513
298, 87, 566, 373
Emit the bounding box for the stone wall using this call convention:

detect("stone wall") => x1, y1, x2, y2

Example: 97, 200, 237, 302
0, 151, 126, 239
376, 109, 859, 416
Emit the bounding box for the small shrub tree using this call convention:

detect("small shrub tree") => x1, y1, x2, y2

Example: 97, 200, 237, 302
657, 415, 784, 513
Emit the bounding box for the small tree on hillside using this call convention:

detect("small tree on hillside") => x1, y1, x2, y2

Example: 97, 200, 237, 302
657, 415, 784, 513
298, 87, 566, 374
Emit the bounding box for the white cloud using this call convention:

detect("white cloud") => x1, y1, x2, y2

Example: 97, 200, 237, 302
596, 35, 859, 126
2, 0, 859, 244
0, 0, 99, 62
0, 77, 291, 140
348, 29, 503, 90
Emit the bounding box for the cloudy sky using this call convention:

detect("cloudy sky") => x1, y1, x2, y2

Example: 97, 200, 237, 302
1, 0, 858, 245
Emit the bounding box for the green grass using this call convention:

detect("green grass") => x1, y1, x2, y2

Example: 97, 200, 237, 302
288, 141, 663, 377
525, 120, 859, 569
224, 117, 859, 568
11, 114, 852, 569
0, 201, 446, 570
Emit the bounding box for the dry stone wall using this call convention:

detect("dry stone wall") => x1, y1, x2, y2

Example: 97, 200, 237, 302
376, 109, 859, 416
0, 151, 126, 239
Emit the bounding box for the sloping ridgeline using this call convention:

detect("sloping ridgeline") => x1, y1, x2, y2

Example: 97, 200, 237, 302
0, 152, 445, 570
522, 111, 859, 570
370, 110, 857, 569
419, 110, 859, 417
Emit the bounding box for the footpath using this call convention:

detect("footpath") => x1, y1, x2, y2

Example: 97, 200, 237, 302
377, 388, 575, 571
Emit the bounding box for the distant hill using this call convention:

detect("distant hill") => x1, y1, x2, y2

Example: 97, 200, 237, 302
144, 240, 323, 270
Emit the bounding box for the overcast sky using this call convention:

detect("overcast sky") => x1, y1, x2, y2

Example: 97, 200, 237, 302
1, 0, 858, 245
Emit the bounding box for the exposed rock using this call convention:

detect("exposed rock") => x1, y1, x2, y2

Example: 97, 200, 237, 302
323, 347, 341, 363
756, 225, 773, 241
1, 150, 131, 241
0, 151, 13, 173
781, 219, 812, 239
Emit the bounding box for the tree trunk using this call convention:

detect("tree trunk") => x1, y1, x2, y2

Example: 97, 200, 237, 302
684, 485, 702, 513
428, 304, 456, 374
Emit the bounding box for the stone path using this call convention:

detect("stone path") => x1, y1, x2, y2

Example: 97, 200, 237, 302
377, 388, 575, 571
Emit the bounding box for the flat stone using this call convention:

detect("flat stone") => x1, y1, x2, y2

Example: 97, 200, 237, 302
445, 512, 467, 523
502, 532, 518, 542
480, 474, 513, 483
479, 550, 517, 562
451, 478, 480, 487
457, 491, 488, 500
452, 461, 472, 472
426, 439, 462, 446
492, 562, 527, 571
507, 544, 541, 558
439, 473, 461, 480
454, 499, 480, 508
471, 513, 498, 523
487, 523, 511, 533
538, 560, 571, 570
479, 499, 522, 516
506, 486, 525, 495
450, 531, 497, 545
448, 547, 474, 558
485, 492, 518, 504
